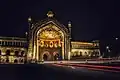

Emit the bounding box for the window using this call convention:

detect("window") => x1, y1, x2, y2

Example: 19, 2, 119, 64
0, 50, 1, 55
85, 52, 87, 55
2, 41, 4, 45
5, 41, 7, 45
21, 51, 25, 56
15, 51, 19, 57
0, 41, 1, 45
80, 52, 82, 56
6, 50, 10, 55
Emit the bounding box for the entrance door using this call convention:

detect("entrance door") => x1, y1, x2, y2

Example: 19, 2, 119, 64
53, 52, 59, 60
43, 54, 48, 61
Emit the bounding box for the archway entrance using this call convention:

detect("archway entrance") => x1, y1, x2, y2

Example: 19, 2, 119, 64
42, 51, 51, 61
43, 54, 48, 61
36, 24, 65, 61
53, 52, 59, 60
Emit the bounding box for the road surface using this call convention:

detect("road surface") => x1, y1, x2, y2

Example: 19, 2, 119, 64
0, 64, 120, 80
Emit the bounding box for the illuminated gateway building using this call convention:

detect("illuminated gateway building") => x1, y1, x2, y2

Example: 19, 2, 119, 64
0, 11, 100, 63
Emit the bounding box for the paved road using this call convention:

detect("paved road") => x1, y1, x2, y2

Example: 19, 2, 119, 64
0, 64, 120, 80
51, 64, 120, 79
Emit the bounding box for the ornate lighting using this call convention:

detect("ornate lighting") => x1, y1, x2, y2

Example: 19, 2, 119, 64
49, 41, 53, 48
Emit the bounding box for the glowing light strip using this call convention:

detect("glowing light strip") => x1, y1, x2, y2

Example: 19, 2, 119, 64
71, 42, 93, 45
67, 64, 120, 70
39, 39, 61, 41
54, 64, 120, 73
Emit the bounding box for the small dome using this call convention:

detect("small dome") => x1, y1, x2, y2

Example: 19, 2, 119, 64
47, 11, 54, 17
68, 21, 72, 27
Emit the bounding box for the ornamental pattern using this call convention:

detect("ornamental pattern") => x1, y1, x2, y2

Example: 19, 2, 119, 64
37, 24, 63, 40
39, 30, 61, 39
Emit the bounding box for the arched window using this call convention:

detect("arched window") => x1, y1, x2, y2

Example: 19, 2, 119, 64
0, 50, 1, 55
74, 51, 78, 56
15, 51, 19, 57
85, 52, 87, 55
95, 51, 99, 56
20, 59, 24, 63
14, 59, 18, 63
5, 41, 7, 45
0, 41, 1, 45
2, 41, 4, 45
80, 51, 82, 56
43, 54, 48, 61
6, 58, 9, 63
6, 50, 10, 55
21, 51, 25, 56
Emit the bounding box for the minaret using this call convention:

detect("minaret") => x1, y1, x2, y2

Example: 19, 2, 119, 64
27, 16, 32, 40
68, 21, 72, 39
68, 21, 72, 60
27, 16, 33, 60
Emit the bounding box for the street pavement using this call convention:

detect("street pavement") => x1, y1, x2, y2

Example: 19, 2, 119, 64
50, 63, 120, 80
0, 64, 120, 80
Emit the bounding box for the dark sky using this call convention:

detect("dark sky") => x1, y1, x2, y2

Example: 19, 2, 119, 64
0, 0, 120, 41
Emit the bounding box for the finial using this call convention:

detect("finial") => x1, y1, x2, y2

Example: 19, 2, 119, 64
47, 11, 54, 17
68, 21, 72, 28
25, 32, 28, 35
28, 16, 32, 22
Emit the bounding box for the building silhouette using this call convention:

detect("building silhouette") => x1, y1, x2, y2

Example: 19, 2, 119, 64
0, 11, 100, 63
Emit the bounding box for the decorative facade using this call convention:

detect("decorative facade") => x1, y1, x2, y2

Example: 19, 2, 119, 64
0, 37, 27, 63
0, 11, 100, 63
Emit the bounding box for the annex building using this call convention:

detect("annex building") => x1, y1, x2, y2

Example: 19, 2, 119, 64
0, 11, 100, 63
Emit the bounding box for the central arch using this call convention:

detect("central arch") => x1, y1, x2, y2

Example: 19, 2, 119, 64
35, 23, 65, 61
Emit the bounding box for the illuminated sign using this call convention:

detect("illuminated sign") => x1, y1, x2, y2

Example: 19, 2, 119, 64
38, 39, 61, 48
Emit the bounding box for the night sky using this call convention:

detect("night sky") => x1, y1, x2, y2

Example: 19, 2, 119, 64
0, 0, 120, 41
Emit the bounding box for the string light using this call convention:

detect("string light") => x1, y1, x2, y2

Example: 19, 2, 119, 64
39, 39, 61, 48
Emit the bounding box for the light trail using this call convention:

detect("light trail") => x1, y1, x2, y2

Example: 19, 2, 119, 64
53, 64, 120, 73
84, 67, 120, 73
68, 64, 120, 70
43, 59, 120, 64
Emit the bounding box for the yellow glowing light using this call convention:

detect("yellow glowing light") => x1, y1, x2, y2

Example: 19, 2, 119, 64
40, 41, 44, 47
49, 41, 53, 48
71, 41, 93, 45
58, 40, 61, 47
28, 17, 32, 22
39, 30, 61, 39
54, 43, 57, 48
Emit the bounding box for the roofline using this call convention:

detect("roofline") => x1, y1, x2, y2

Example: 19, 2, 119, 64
0, 36, 26, 40
71, 41, 94, 45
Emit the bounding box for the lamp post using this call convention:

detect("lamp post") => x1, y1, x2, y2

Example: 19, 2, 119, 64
106, 46, 111, 58
115, 37, 119, 57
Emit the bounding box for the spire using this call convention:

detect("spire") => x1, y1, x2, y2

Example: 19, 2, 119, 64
68, 21, 72, 39
28, 16, 32, 22
47, 11, 54, 18
68, 21, 72, 28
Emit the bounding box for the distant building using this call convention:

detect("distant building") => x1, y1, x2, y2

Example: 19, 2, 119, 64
0, 11, 100, 63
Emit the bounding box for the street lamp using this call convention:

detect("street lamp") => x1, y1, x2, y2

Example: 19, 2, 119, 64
106, 46, 111, 57
115, 37, 118, 40
106, 46, 109, 49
